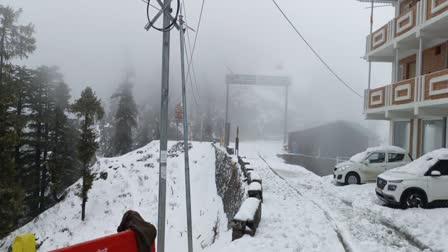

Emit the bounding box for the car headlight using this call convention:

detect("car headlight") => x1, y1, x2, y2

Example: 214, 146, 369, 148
387, 184, 397, 191
340, 166, 350, 171
388, 180, 403, 183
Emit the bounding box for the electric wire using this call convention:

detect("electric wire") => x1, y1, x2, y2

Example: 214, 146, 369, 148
181, 0, 202, 105
271, 0, 362, 98
185, 0, 205, 97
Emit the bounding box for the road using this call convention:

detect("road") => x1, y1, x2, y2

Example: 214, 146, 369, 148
225, 141, 429, 252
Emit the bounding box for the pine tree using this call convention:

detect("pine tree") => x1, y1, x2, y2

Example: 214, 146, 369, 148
9, 66, 33, 185
48, 81, 79, 201
72, 87, 104, 221
110, 82, 137, 156
0, 5, 35, 85
0, 64, 24, 238
135, 106, 159, 148
24, 66, 63, 215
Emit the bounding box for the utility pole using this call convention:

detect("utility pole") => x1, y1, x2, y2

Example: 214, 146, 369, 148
368, 0, 374, 90
224, 83, 230, 147
179, 14, 194, 252
283, 85, 289, 145
157, 2, 171, 252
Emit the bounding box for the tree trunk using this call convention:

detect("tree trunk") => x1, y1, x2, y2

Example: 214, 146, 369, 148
81, 114, 88, 221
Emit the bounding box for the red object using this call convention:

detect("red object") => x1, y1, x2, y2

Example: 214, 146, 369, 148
50, 230, 156, 252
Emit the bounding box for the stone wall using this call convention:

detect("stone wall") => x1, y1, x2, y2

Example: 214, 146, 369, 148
214, 145, 245, 228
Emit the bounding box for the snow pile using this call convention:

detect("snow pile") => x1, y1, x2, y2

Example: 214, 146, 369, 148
248, 182, 261, 192
233, 198, 261, 222
0, 141, 228, 252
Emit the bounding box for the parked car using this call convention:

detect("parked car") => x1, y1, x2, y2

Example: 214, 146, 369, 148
376, 149, 448, 208
333, 146, 412, 185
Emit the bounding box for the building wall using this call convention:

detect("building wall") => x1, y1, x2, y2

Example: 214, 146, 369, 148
422, 42, 448, 75
398, 41, 448, 80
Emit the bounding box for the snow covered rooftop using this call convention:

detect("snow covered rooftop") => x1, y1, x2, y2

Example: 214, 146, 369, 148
366, 145, 407, 153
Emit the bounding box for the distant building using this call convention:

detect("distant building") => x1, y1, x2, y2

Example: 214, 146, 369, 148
284, 121, 377, 176
360, 0, 448, 158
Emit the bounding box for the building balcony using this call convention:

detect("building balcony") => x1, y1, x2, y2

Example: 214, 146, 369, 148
365, 0, 448, 61
364, 68, 448, 119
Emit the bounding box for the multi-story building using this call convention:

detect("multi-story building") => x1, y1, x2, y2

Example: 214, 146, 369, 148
362, 0, 448, 158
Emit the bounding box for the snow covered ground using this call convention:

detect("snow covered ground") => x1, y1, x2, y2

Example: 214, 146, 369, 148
0, 141, 228, 252
3, 140, 448, 252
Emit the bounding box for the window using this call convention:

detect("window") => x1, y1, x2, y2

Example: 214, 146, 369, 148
422, 120, 446, 155
428, 160, 448, 176
408, 62, 416, 79
435, 46, 442, 56
368, 152, 386, 163
393, 121, 410, 152
388, 153, 405, 163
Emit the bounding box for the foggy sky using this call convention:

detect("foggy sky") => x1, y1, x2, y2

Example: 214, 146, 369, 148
4, 0, 394, 141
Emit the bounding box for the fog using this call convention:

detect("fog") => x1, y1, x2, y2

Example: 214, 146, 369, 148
5, 0, 395, 142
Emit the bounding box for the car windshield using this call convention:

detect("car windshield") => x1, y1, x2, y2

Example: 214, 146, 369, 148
350, 151, 369, 163
389, 149, 448, 175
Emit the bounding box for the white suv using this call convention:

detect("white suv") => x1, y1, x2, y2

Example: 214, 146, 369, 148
333, 146, 412, 185
376, 148, 448, 208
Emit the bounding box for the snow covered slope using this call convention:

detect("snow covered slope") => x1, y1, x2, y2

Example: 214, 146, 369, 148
0, 141, 228, 252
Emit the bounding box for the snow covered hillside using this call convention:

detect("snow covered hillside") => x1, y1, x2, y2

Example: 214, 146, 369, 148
0, 141, 228, 252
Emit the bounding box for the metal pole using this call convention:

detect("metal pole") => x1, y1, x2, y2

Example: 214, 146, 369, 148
224, 82, 230, 147
283, 85, 289, 145
368, 0, 374, 90
157, 1, 171, 251
179, 14, 194, 252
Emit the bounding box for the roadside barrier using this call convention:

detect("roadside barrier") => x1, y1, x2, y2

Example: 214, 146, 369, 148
231, 198, 262, 240
248, 171, 262, 185
248, 181, 263, 202
232, 156, 264, 240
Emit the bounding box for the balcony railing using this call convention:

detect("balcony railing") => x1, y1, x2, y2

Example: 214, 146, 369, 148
365, 0, 448, 55
364, 69, 448, 112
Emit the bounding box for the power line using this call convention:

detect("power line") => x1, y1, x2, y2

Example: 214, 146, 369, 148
186, 0, 206, 97
181, 1, 200, 107
271, 0, 362, 98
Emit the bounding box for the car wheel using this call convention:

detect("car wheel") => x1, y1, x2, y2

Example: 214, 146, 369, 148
402, 190, 426, 208
345, 173, 360, 185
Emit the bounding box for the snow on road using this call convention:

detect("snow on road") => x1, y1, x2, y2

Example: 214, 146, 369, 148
208, 142, 345, 252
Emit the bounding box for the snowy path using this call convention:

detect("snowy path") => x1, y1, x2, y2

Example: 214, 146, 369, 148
213, 141, 435, 252
259, 155, 424, 252
208, 149, 346, 251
